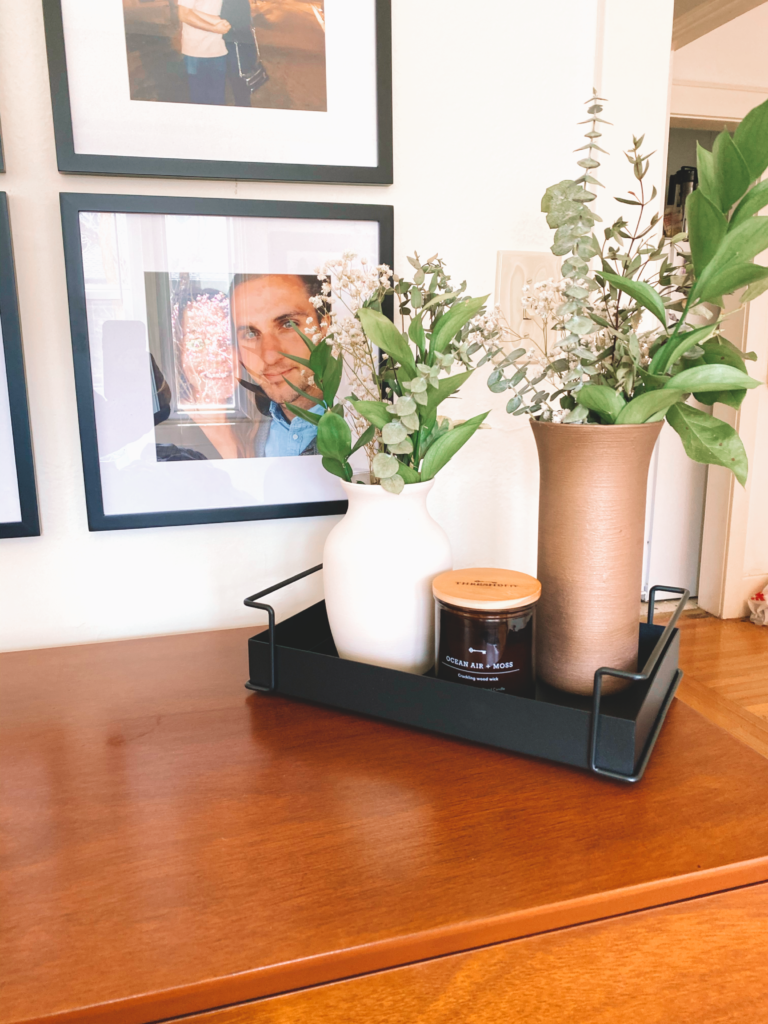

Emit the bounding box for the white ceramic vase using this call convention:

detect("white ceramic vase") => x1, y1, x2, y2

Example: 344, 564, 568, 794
323, 479, 452, 675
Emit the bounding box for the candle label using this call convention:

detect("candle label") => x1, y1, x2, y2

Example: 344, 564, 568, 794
435, 605, 535, 695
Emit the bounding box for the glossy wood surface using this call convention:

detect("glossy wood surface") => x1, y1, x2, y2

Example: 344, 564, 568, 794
3, 626, 768, 1024
675, 614, 768, 760
189, 882, 768, 1024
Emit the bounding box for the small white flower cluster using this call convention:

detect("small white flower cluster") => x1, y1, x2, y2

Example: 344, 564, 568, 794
521, 278, 567, 322
314, 253, 393, 313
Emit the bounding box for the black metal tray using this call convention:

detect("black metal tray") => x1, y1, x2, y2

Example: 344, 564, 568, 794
244, 568, 687, 784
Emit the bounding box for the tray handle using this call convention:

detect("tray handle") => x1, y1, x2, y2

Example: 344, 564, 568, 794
589, 585, 689, 782
244, 564, 323, 692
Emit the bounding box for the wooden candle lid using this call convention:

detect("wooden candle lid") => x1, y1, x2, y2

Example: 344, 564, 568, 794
432, 568, 541, 612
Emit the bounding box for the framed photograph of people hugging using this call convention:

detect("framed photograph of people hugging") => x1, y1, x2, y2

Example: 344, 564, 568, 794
43, 0, 392, 184
60, 193, 393, 531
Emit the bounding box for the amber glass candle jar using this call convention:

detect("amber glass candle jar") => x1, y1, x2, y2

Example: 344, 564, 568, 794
432, 568, 541, 696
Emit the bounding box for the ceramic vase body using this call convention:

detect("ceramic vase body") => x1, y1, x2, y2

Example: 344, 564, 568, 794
531, 420, 663, 695
323, 479, 452, 674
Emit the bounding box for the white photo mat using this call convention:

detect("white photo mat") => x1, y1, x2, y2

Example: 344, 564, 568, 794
79, 210, 381, 517
61, 0, 379, 169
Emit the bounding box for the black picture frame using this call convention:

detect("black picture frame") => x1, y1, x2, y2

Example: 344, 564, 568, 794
43, 0, 393, 185
60, 191, 394, 532
0, 194, 40, 538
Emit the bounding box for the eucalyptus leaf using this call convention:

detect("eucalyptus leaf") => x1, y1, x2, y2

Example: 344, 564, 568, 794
667, 404, 748, 485
393, 395, 417, 417
380, 474, 405, 494
400, 413, 420, 432
381, 421, 407, 445
387, 437, 414, 455
372, 452, 398, 479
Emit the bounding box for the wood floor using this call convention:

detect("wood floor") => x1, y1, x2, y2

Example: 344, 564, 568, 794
671, 612, 768, 760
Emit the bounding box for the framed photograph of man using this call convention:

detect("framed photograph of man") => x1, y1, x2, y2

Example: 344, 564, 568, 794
43, 0, 392, 184
60, 193, 393, 531
0, 195, 40, 539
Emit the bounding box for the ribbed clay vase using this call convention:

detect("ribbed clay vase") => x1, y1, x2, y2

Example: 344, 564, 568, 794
531, 420, 663, 695
323, 479, 452, 675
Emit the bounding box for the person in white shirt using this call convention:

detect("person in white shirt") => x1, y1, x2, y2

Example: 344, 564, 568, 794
177, 0, 231, 105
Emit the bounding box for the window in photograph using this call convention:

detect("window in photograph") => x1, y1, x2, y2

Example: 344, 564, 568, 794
61, 193, 393, 530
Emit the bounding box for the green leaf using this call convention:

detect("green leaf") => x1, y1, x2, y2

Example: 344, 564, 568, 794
309, 341, 331, 378
284, 377, 321, 405
712, 131, 751, 212
424, 369, 473, 418
649, 323, 718, 374
317, 411, 352, 463
577, 384, 626, 424
321, 354, 343, 407
615, 390, 683, 424
696, 143, 720, 209
729, 180, 768, 231
701, 338, 746, 372
667, 403, 748, 486
685, 189, 727, 277
743, 275, 768, 303
697, 263, 768, 307
409, 316, 426, 357
637, 367, 670, 391
350, 423, 375, 455
693, 216, 768, 303
397, 462, 421, 484
282, 350, 313, 370
693, 388, 747, 411
357, 307, 416, 373
733, 95, 768, 181
372, 452, 398, 479
599, 270, 667, 327
284, 403, 322, 426
663, 364, 760, 392
321, 456, 352, 482
380, 473, 405, 494
430, 295, 488, 354
420, 411, 489, 481
348, 398, 393, 429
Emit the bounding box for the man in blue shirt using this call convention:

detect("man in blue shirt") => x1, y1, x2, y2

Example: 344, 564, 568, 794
231, 274, 325, 458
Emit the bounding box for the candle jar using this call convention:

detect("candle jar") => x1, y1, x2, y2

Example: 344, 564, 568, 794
432, 568, 541, 696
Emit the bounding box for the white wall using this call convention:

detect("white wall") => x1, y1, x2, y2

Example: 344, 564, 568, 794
671, 3, 768, 123
0, 0, 674, 651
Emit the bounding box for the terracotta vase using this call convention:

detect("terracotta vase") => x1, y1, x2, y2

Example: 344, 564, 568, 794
530, 420, 663, 695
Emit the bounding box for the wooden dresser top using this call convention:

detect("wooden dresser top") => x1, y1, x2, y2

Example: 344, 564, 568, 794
2, 626, 768, 1024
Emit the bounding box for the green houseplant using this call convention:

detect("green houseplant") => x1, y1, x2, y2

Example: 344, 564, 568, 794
486, 94, 768, 694
282, 255, 499, 674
